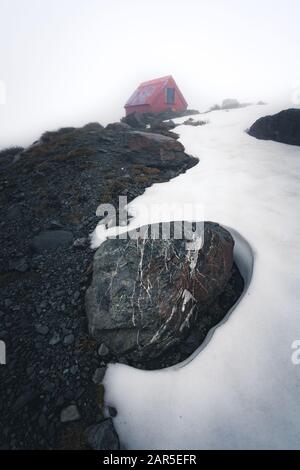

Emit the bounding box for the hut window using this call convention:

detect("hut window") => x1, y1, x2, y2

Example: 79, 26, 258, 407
166, 88, 175, 104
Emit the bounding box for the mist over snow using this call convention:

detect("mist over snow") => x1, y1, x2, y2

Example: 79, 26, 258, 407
1, 0, 300, 148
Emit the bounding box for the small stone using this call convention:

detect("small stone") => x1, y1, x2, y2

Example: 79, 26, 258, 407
84, 419, 119, 450
49, 333, 60, 346
13, 154, 21, 164
40, 300, 47, 309
35, 324, 49, 336
43, 381, 55, 393
98, 343, 109, 357
73, 238, 88, 249
48, 220, 63, 230
26, 366, 35, 376
4, 299, 12, 309
31, 230, 73, 253
70, 365, 79, 375
60, 404, 80, 423
92, 367, 106, 384
9, 258, 29, 273
63, 334, 75, 346
74, 291, 80, 301
108, 406, 118, 418
56, 396, 64, 407
38, 414, 47, 428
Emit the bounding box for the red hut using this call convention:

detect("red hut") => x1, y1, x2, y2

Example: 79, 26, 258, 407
124, 75, 188, 116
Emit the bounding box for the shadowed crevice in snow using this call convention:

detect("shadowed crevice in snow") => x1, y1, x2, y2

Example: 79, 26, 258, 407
228, 226, 254, 288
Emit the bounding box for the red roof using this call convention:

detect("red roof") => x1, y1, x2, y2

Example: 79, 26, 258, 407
125, 75, 187, 107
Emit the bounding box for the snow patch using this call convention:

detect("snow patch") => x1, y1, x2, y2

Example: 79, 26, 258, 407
102, 103, 300, 450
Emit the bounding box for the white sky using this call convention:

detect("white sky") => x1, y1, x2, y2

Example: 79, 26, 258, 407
0, 0, 299, 148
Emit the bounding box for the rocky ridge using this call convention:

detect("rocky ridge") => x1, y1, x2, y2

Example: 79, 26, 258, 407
0, 114, 198, 449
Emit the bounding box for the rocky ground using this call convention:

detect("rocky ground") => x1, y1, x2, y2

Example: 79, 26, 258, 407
0, 111, 245, 449
0, 115, 198, 449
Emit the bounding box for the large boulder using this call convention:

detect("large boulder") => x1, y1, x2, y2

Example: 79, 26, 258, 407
222, 98, 240, 109
127, 130, 183, 151
82, 122, 104, 132
106, 122, 132, 132
86, 221, 235, 363
124, 131, 186, 170
121, 112, 146, 129
248, 108, 300, 146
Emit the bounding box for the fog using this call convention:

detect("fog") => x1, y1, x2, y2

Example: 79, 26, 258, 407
0, 0, 299, 148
